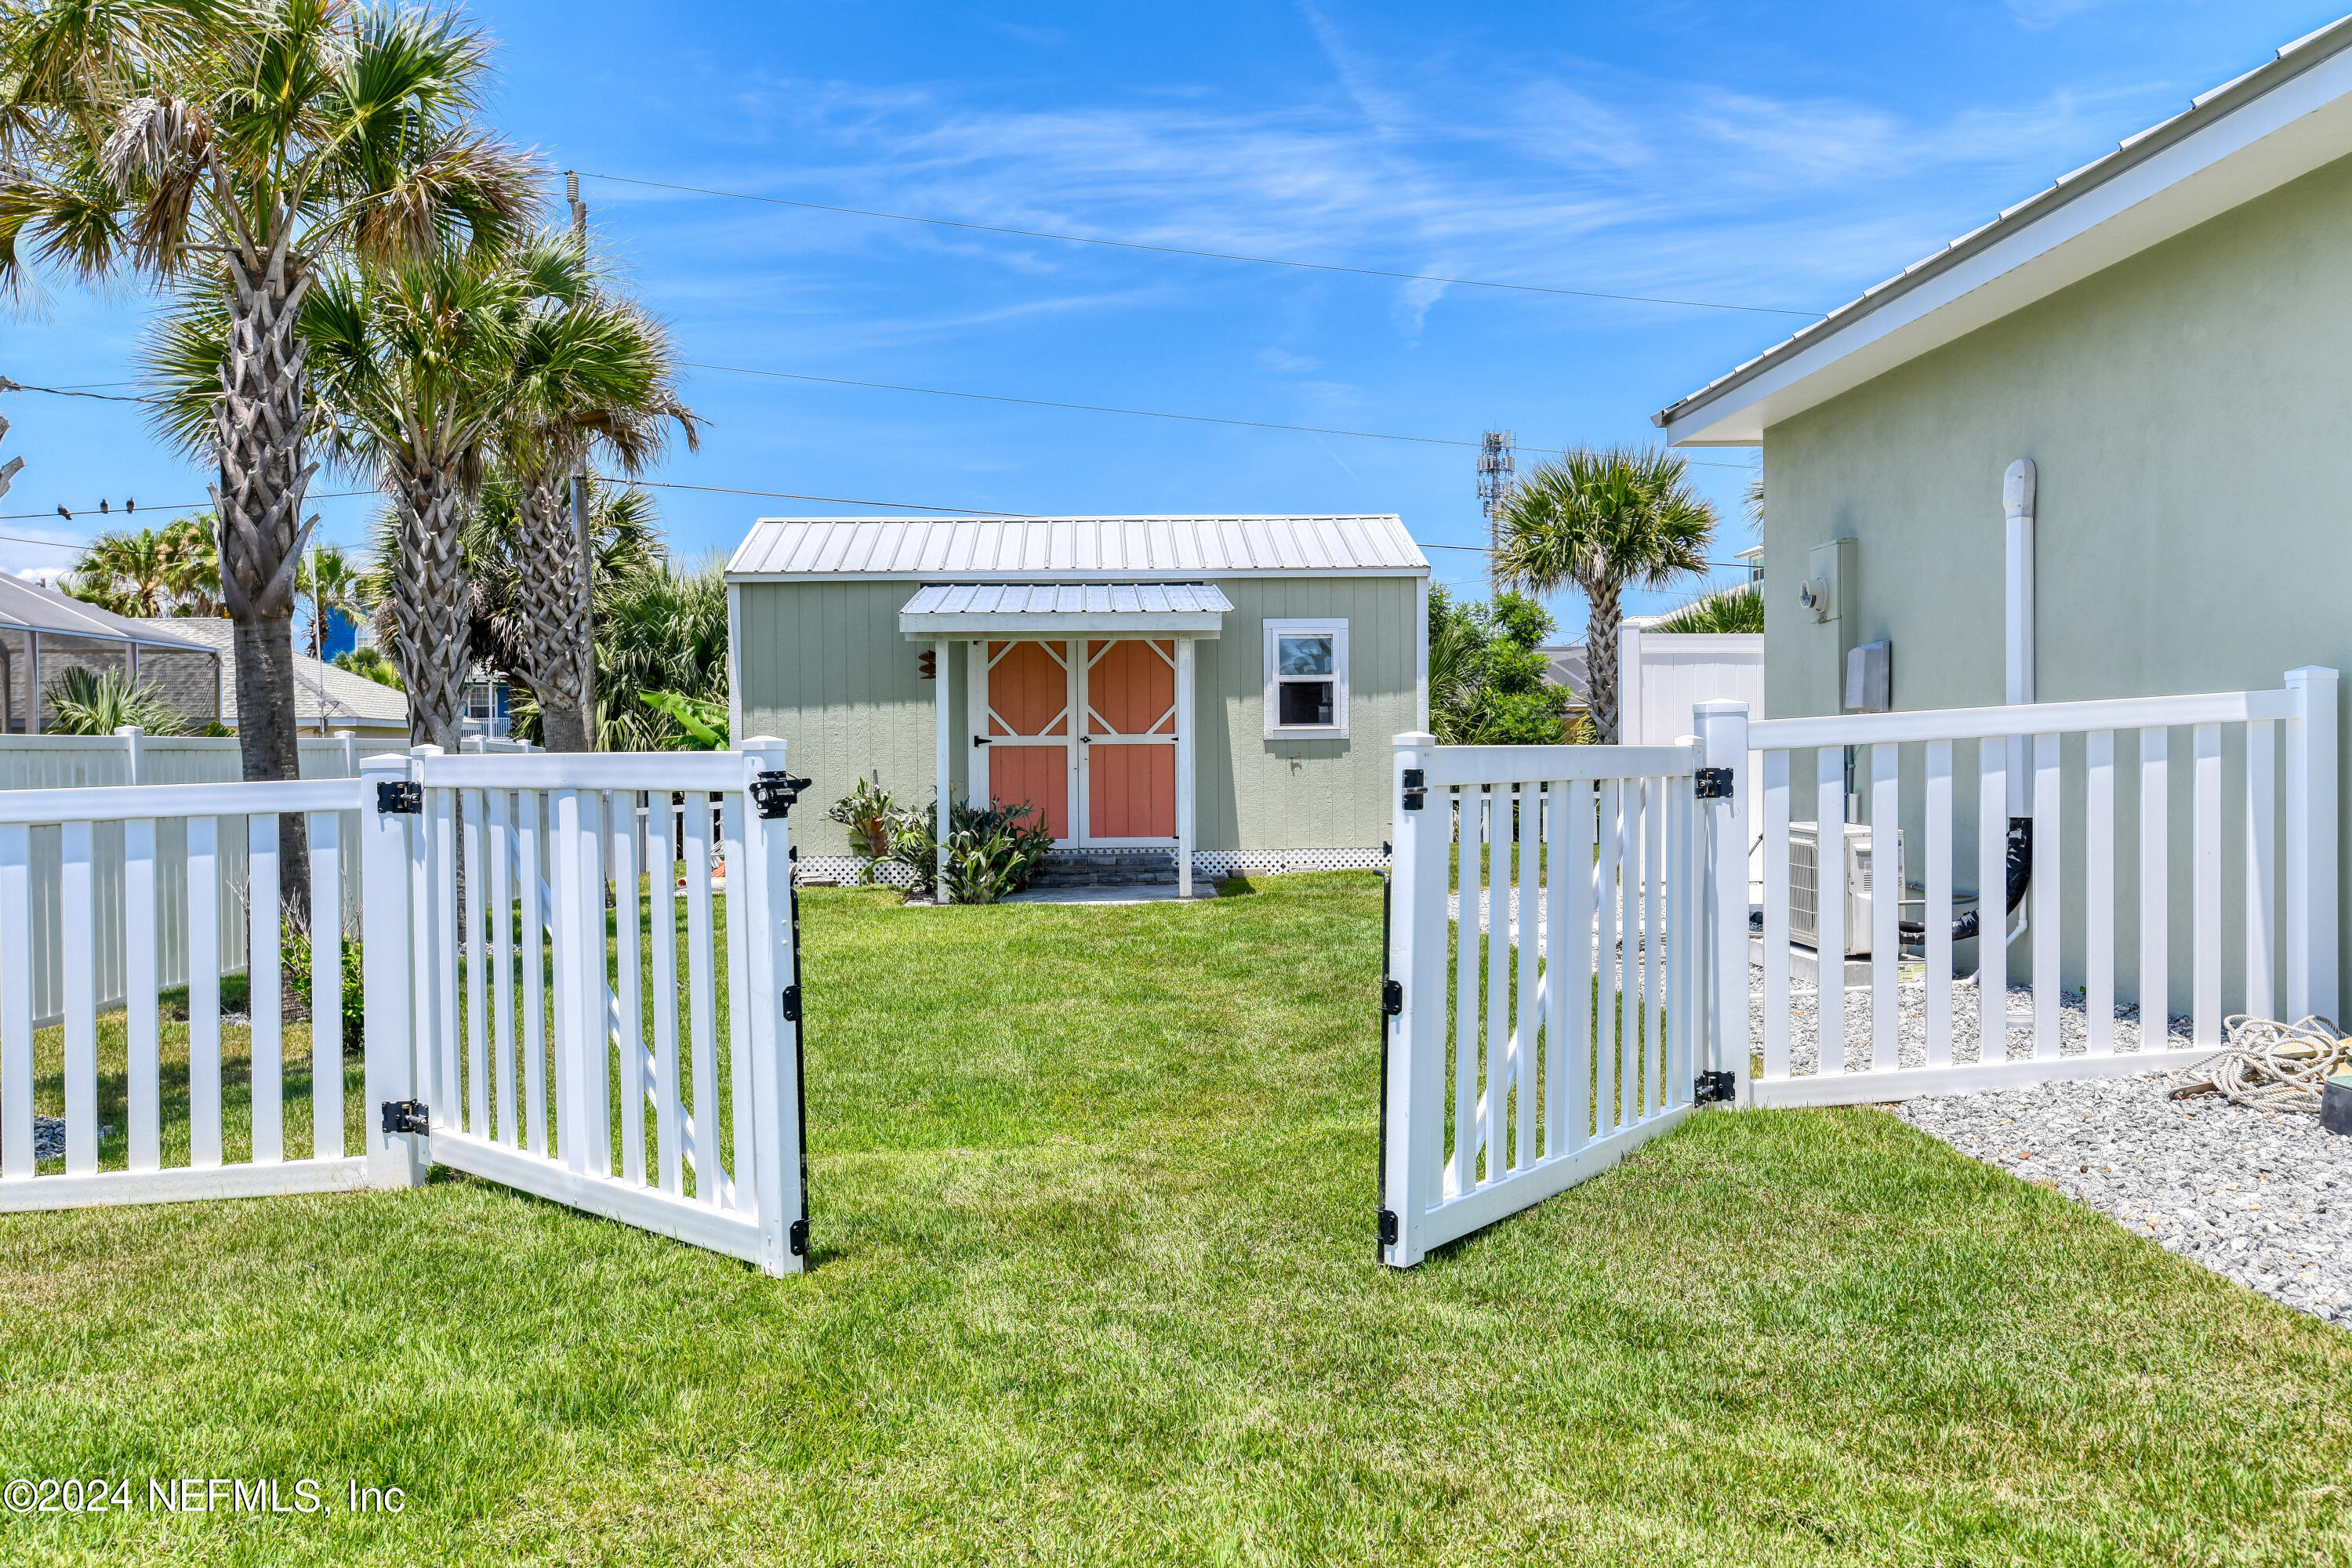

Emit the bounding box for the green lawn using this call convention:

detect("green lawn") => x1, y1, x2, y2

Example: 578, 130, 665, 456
2, 873, 2349, 1565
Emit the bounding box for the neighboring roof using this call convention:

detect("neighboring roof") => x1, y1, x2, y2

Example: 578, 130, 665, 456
159, 618, 408, 732
0, 577, 220, 651
728, 516, 1429, 580
1540, 643, 1588, 703
1654, 14, 2352, 445
898, 582, 1235, 638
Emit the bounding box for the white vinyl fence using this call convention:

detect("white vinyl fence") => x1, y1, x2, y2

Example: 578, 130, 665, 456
0, 740, 811, 1279
1381, 666, 2340, 1265
1379, 739, 1715, 1268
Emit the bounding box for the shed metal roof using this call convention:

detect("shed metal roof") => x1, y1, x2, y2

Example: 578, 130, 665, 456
1653, 13, 2352, 445
898, 582, 1235, 638
728, 515, 1428, 581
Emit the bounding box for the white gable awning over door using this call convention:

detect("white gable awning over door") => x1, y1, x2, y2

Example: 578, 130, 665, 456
897, 583, 1232, 639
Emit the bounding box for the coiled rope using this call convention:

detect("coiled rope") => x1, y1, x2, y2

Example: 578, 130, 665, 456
2171, 1014, 2352, 1112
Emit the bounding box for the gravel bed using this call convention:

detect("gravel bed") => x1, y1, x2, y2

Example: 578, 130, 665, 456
28, 1116, 64, 1163
1897, 1075, 2352, 1327
1755, 974, 2193, 1074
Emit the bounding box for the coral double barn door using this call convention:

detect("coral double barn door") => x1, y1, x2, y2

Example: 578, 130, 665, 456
975, 639, 1177, 845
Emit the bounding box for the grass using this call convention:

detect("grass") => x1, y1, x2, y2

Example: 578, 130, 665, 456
3, 873, 2350, 1565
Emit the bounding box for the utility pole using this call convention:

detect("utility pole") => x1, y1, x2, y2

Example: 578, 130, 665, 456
1477, 430, 1515, 593
564, 172, 598, 750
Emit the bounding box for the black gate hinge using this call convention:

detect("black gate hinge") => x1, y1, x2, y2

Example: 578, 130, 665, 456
1381, 978, 1403, 1017
1693, 767, 1733, 800
750, 771, 814, 819
376, 780, 422, 815
789, 1217, 811, 1258
1376, 1209, 1399, 1247
1400, 768, 1427, 811
1693, 1070, 1737, 1105
781, 985, 802, 1023
380, 1099, 429, 1134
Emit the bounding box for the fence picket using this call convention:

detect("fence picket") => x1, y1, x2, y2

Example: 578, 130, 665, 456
248, 813, 281, 1165
0, 826, 27, 1181
1924, 742, 1953, 1066
683, 793, 720, 1205
1643, 779, 1665, 1116
309, 811, 342, 1161
1483, 791, 1508, 1178
612, 794, 648, 1187
1618, 780, 1640, 1129
1815, 746, 1845, 1076
2140, 729, 2169, 1045
2032, 734, 2062, 1058
1871, 744, 1898, 1070
432, 788, 460, 1139
721, 793, 755, 1210
2086, 731, 2115, 1056
61, 821, 96, 1175
463, 789, 488, 1138
652, 796, 684, 1196
1762, 750, 1791, 1081
487, 790, 517, 1147
2246, 720, 2277, 1024
517, 789, 548, 1156
187, 815, 221, 1169
1978, 744, 2007, 1065
125, 818, 160, 1172
1595, 782, 1619, 1132
1513, 786, 1537, 1171
1562, 780, 1594, 1153
2194, 724, 2223, 1045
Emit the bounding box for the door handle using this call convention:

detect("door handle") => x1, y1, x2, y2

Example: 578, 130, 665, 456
1080, 735, 1091, 744
972, 735, 989, 746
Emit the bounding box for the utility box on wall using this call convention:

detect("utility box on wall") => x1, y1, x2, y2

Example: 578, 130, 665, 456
1803, 537, 1860, 717
1846, 640, 1892, 712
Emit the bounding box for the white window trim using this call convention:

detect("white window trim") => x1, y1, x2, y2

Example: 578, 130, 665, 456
1263, 618, 1348, 739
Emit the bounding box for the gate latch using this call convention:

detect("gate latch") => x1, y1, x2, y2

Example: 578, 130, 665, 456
1381, 978, 1403, 1017
1693, 768, 1733, 800
750, 771, 813, 819
789, 1217, 811, 1258
381, 1099, 430, 1135
1693, 1070, 1737, 1105
781, 985, 802, 1024
1376, 1209, 1399, 1247
376, 781, 422, 815
1400, 768, 1426, 811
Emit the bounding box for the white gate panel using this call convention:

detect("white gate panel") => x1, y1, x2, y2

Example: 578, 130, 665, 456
1381, 739, 1714, 1268
399, 743, 811, 1277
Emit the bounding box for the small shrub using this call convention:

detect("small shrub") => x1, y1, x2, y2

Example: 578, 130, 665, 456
896, 800, 1054, 903
286, 921, 365, 1053
826, 779, 900, 882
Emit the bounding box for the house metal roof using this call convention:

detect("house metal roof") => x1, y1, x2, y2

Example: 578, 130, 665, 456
898, 582, 1236, 638
1653, 13, 2352, 445
728, 515, 1428, 581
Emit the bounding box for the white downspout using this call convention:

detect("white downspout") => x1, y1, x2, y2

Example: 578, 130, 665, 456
2003, 459, 2035, 815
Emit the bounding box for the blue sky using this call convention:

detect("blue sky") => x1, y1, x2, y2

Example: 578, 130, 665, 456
2, 0, 2343, 635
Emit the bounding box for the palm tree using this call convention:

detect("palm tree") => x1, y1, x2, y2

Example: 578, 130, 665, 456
297, 543, 369, 662
1490, 445, 1716, 745
590, 553, 728, 752
67, 525, 176, 617
495, 248, 699, 753
4, 0, 538, 783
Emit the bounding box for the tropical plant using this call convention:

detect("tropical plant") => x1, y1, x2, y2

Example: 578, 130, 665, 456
297, 543, 371, 661
637, 689, 724, 749
887, 799, 1054, 903
826, 779, 900, 882
493, 243, 699, 753
6, 0, 539, 785
589, 550, 725, 751
64, 514, 220, 618
1652, 581, 1763, 634
1490, 445, 1717, 744
1425, 586, 1572, 745
42, 665, 187, 735
333, 646, 402, 688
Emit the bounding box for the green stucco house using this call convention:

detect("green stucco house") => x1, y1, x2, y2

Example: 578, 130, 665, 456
1652, 16, 2352, 1010
725, 515, 1429, 892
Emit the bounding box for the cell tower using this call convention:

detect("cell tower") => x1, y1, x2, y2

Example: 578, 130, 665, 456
1477, 430, 1515, 586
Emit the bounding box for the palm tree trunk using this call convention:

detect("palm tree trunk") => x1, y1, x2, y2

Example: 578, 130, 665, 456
1585, 579, 1624, 746
515, 478, 593, 753
209, 255, 314, 923
390, 465, 470, 752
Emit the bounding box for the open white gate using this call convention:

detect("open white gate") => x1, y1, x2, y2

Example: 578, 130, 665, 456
371, 740, 813, 1278
1381, 666, 2340, 1267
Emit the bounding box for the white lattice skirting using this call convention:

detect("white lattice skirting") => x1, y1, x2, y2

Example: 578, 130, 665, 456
795, 848, 1388, 886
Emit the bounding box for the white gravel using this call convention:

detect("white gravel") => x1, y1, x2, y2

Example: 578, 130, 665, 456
1897, 1074, 2352, 1328
1755, 974, 2192, 1075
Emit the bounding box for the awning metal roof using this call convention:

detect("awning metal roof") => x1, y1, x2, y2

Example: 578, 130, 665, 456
898, 582, 1233, 638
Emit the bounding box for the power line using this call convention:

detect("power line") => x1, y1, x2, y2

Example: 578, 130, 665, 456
682, 358, 1759, 470
610, 476, 1027, 517
576, 170, 1824, 319
0, 379, 155, 404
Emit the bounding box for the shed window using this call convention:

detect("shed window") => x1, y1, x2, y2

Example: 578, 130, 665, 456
1264, 619, 1348, 738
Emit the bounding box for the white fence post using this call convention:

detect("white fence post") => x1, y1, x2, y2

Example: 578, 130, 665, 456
360, 752, 426, 1189
1695, 701, 1750, 1104
1381, 731, 1443, 1268
2286, 666, 2340, 1023
738, 737, 807, 1276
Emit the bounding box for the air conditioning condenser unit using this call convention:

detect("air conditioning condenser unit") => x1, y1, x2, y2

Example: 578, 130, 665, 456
1788, 822, 1897, 959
